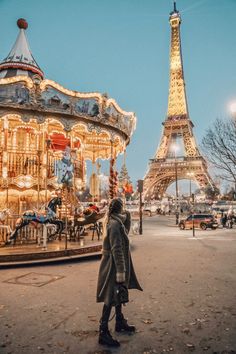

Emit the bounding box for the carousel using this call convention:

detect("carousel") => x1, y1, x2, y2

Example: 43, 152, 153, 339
0, 19, 136, 249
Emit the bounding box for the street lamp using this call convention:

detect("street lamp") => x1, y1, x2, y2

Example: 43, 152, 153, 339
229, 101, 236, 118
171, 143, 179, 224
187, 172, 194, 203
227, 101, 236, 199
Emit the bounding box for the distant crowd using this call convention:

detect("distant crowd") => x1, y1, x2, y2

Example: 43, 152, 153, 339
213, 210, 236, 229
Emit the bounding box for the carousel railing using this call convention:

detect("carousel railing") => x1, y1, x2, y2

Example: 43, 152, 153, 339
0, 215, 37, 244
0, 215, 55, 245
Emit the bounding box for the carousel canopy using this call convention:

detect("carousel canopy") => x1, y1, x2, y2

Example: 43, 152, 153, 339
0, 18, 136, 162
0, 19, 44, 79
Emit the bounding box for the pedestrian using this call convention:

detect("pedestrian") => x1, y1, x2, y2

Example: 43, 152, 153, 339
226, 214, 233, 229
222, 213, 227, 228
175, 211, 179, 225
96, 197, 142, 347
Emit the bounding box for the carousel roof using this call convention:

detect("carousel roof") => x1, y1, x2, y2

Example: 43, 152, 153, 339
0, 19, 136, 162
0, 18, 44, 79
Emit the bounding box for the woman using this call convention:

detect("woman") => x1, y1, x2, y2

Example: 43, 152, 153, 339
96, 197, 142, 347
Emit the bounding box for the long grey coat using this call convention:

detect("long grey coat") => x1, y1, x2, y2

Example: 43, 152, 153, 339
96, 212, 142, 305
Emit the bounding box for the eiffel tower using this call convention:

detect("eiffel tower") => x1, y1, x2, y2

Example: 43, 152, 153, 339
144, 2, 215, 200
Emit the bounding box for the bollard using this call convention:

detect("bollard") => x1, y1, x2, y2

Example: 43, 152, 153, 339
42, 224, 47, 250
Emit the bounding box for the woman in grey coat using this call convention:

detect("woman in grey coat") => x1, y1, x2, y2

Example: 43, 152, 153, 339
96, 198, 142, 347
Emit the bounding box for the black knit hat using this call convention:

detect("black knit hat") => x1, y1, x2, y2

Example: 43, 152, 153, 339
109, 198, 123, 215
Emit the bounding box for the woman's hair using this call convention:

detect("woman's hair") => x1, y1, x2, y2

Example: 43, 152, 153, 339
108, 198, 123, 217
102, 198, 123, 236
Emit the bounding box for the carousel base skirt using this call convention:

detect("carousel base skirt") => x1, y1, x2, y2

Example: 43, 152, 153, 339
0, 240, 102, 268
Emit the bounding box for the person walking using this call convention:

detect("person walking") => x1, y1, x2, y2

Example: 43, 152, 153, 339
96, 197, 142, 347
222, 213, 227, 228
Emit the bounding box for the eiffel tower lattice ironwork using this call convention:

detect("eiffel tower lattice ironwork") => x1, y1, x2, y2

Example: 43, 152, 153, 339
144, 2, 215, 200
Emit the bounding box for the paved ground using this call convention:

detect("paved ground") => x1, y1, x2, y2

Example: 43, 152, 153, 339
0, 215, 236, 354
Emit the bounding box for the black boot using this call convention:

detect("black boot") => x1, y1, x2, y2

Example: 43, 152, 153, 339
98, 323, 120, 347
115, 314, 136, 333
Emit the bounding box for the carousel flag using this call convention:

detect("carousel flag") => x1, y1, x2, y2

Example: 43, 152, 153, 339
55, 146, 74, 187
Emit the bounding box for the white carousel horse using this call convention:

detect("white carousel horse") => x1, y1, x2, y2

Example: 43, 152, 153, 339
0, 209, 12, 243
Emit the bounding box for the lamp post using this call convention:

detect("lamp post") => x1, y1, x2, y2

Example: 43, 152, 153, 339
229, 102, 236, 201
171, 144, 179, 225
187, 172, 194, 205
137, 179, 143, 235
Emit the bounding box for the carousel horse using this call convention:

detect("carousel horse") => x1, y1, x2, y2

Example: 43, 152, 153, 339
0, 208, 11, 223
6, 197, 63, 244
0, 209, 12, 242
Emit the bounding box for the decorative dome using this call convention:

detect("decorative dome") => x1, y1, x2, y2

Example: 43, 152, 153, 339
17, 18, 28, 30
0, 19, 44, 79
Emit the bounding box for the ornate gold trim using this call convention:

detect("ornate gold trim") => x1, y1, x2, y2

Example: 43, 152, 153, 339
0, 76, 34, 89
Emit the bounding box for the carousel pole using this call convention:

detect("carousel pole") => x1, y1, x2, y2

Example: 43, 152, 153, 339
3, 117, 9, 209
123, 148, 127, 207
45, 138, 51, 203
70, 131, 75, 215
42, 123, 46, 204
113, 149, 118, 198
97, 160, 101, 202
109, 140, 114, 201
113, 144, 118, 199
92, 145, 95, 203
6, 180, 9, 211
37, 126, 41, 210
64, 131, 71, 251
37, 150, 40, 210
65, 186, 68, 250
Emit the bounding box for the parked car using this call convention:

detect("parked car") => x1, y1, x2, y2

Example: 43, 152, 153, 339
179, 214, 218, 230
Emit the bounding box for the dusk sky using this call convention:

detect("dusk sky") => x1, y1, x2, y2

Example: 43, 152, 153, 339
0, 0, 236, 190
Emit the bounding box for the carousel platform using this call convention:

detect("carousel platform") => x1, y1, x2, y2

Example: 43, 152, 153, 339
0, 238, 102, 268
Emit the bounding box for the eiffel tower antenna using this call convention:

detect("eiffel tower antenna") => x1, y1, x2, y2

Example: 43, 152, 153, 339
143, 3, 215, 200
173, 1, 177, 12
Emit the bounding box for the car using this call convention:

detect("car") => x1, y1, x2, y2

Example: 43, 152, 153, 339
179, 214, 218, 230
143, 204, 158, 216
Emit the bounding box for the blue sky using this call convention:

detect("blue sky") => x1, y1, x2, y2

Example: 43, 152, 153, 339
0, 0, 236, 190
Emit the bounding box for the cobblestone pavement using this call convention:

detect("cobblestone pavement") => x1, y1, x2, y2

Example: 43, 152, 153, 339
0, 215, 236, 354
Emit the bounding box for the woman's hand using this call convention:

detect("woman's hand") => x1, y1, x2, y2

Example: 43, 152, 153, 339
116, 272, 125, 283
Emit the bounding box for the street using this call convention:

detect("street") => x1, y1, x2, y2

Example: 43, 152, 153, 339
0, 215, 236, 354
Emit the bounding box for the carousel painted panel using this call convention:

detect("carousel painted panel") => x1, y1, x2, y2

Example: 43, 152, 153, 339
0, 83, 29, 105
104, 103, 131, 133
105, 103, 121, 124
75, 98, 100, 118
122, 114, 135, 135
105, 101, 136, 135
40, 87, 71, 112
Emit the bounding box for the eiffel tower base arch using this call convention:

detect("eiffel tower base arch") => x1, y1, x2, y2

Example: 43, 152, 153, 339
144, 158, 214, 200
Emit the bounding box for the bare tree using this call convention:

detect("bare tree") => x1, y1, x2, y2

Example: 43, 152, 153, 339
201, 118, 236, 184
